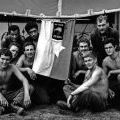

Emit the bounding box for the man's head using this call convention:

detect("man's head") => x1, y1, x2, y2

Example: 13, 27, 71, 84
8, 25, 20, 42
25, 22, 38, 40
96, 15, 109, 34
23, 42, 35, 59
78, 37, 90, 56
0, 48, 12, 69
83, 52, 97, 70
104, 38, 116, 56
9, 42, 20, 59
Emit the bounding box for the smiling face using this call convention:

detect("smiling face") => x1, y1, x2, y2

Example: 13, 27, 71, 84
97, 19, 108, 34
78, 42, 89, 56
0, 55, 11, 69
24, 45, 35, 58
104, 43, 115, 56
9, 30, 19, 42
84, 56, 96, 70
9, 45, 19, 59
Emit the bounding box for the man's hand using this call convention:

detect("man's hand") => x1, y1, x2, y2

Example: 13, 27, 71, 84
73, 72, 80, 79
108, 71, 111, 78
24, 95, 31, 108
27, 68, 36, 80
108, 89, 115, 99
0, 93, 8, 107
73, 70, 86, 79
67, 94, 73, 108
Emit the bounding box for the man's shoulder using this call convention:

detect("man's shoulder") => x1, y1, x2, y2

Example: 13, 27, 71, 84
7, 64, 15, 71
103, 56, 110, 62
103, 56, 111, 63
19, 54, 25, 60
95, 66, 103, 73
73, 51, 82, 59
103, 56, 112, 66
108, 27, 118, 34
25, 36, 33, 42
91, 29, 98, 36
73, 51, 79, 56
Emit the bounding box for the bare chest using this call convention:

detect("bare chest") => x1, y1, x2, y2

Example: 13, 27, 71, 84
0, 70, 12, 84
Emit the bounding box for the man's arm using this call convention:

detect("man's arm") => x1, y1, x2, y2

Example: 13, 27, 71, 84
16, 54, 24, 67
108, 69, 120, 75
12, 65, 31, 107
102, 59, 108, 74
16, 55, 36, 80
74, 70, 86, 79
71, 69, 101, 95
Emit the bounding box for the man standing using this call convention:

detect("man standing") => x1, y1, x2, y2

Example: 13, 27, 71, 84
91, 15, 119, 67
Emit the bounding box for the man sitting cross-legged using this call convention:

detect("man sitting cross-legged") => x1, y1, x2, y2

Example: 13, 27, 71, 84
102, 38, 120, 108
57, 52, 108, 112
0, 48, 32, 115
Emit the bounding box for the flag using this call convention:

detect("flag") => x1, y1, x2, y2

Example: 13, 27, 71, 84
32, 20, 75, 80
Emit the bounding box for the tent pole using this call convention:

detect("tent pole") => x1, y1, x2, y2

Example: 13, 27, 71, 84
56, 0, 62, 17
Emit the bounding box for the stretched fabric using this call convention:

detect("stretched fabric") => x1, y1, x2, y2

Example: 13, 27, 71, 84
32, 20, 75, 80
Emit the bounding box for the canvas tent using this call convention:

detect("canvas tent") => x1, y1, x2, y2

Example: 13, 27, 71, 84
0, 0, 120, 80
0, 0, 120, 17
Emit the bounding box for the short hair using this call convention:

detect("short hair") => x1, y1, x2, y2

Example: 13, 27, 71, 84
78, 37, 90, 47
23, 42, 36, 51
103, 38, 116, 47
0, 48, 12, 60
9, 42, 20, 50
25, 22, 38, 33
97, 15, 108, 23
8, 25, 20, 34
83, 51, 97, 60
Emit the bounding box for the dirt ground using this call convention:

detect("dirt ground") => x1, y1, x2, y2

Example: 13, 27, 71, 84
0, 105, 120, 120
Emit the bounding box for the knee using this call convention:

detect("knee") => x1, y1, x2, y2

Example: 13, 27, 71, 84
29, 84, 34, 95
117, 74, 120, 83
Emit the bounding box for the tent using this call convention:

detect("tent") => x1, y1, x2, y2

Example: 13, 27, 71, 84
0, 0, 120, 17
0, 0, 120, 80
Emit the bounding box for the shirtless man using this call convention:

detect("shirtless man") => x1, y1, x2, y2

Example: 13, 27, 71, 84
103, 38, 120, 108
57, 52, 108, 112
0, 48, 31, 115
16, 41, 49, 105
16, 41, 36, 80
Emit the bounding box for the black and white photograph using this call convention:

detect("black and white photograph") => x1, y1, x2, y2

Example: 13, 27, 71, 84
0, 0, 120, 120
